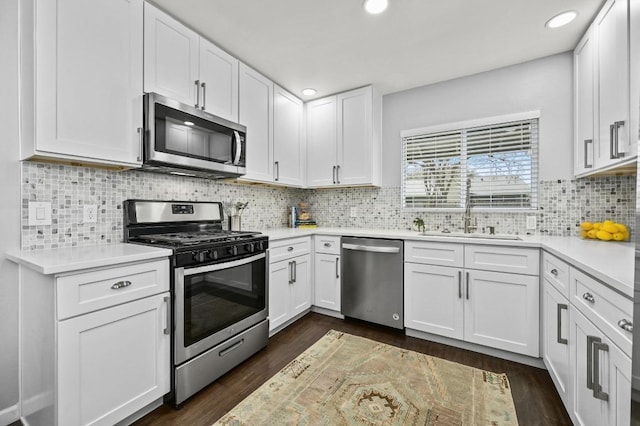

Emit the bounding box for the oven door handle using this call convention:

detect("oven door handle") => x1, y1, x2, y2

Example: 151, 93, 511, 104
183, 252, 266, 276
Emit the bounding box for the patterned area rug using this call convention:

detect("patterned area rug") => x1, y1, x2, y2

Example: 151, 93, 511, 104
215, 330, 519, 425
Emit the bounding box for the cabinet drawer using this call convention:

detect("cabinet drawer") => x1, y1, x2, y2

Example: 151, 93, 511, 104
542, 251, 570, 297
570, 266, 633, 356
464, 245, 539, 275
269, 237, 311, 263
57, 259, 170, 320
314, 235, 341, 254
405, 241, 464, 267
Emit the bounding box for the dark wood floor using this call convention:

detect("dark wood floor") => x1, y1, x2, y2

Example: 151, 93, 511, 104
134, 313, 571, 426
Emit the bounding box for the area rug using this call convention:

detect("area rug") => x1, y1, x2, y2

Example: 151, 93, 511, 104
215, 330, 518, 425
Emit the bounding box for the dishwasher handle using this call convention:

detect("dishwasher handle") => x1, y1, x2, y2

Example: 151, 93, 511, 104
341, 243, 400, 254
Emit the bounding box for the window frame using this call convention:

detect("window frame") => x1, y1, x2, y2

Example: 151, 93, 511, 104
400, 111, 540, 213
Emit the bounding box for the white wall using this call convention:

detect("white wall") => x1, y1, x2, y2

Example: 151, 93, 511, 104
0, 0, 22, 423
381, 52, 574, 187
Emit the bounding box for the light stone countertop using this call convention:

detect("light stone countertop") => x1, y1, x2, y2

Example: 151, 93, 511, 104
6, 243, 173, 275
262, 227, 635, 299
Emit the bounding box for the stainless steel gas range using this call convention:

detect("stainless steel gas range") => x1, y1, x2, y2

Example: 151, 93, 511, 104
123, 200, 269, 406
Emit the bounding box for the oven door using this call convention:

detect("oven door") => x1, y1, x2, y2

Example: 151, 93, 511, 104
174, 252, 267, 365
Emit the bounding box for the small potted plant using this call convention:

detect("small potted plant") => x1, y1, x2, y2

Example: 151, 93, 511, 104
413, 217, 426, 234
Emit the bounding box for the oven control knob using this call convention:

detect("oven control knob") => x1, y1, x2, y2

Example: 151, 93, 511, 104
245, 243, 255, 253
228, 246, 238, 256
193, 251, 208, 263
256, 241, 264, 251
211, 250, 218, 261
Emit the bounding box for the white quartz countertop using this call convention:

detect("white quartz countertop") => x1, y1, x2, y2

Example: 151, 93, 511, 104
262, 227, 635, 299
6, 243, 173, 275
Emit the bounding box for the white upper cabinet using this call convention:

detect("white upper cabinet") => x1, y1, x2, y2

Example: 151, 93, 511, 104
239, 64, 274, 182
306, 86, 381, 188
20, 0, 144, 167
574, 0, 636, 176
238, 65, 305, 187
273, 85, 305, 186
144, 3, 239, 122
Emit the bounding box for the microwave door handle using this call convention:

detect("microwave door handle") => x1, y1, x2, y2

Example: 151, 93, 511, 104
233, 131, 242, 165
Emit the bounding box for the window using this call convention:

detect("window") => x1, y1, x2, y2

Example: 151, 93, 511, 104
401, 113, 538, 210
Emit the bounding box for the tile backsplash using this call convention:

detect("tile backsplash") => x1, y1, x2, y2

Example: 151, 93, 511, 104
21, 161, 636, 250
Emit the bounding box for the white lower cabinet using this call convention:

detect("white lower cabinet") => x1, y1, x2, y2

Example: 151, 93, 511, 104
57, 293, 170, 426
268, 237, 312, 333
570, 306, 631, 426
542, 279, 571, 406
404, 242, 539, 357
313, 253, 341, 312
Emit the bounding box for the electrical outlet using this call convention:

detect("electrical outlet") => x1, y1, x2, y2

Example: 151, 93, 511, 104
350, 207, 358, 218
526, 215, 536, 230
28, 201, 52, 226
83, 205, 97, 223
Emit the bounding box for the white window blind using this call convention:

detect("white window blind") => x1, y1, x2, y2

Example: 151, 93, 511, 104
402, 117, 538, 210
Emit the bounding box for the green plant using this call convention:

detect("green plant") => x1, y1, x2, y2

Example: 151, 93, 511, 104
413, 217, 425, 233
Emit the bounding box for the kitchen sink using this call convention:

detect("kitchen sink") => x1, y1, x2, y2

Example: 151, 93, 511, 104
418, 231, 522, 241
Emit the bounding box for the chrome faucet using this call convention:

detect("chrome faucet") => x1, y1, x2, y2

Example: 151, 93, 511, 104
463, 178, 477, 233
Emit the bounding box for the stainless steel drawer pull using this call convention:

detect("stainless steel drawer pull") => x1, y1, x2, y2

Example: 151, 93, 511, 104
336, 257, 340, 278
163, 296, 170, 335
550, 268, 559, 276
324, 242, 331, 247
593, 341, 609, 401
586, 335, 600, 390
466, 272, 470, 300
618, 319, 633, 332
557, 303, 568, 345
111, 280, 132, 290
458, 271, 462, 299
582, 292, 595, 303
288, 261, 293, 284
219, 339, 244, 357
287, 246, 294, 251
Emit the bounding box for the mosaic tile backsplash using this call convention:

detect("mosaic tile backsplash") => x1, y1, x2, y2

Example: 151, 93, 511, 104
21, 161, 635, 250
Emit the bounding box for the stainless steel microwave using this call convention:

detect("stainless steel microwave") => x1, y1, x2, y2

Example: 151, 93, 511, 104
142, 92, 246, 179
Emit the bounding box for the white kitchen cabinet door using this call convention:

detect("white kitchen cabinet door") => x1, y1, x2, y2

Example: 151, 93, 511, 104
290, 255, 311, 316
595, 0, 630, 167
605, 336, 632, 426
314, 253, 341, 312
199, 39, 238, 122
542, 280, 571, 407
273, 85, 304, 186
404, 263, 464, 340
336, 87, 374, 185
238, 64, 274, 183
574, 28, 596, 175
306, 97, 337, 187
463, 270, 539, 357
268, 259, 291, 331
57, 293, 170, 426
24, 0, 143, 166
144, 2, 199, 107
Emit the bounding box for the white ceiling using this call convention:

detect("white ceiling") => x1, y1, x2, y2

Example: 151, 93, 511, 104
150, 0, 604, 100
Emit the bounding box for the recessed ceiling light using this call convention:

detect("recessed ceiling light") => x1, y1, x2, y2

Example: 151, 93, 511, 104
364, 0, 388, 15
545, 11, 578, 29
302, 88, 317, 96
184, 121, 195, 126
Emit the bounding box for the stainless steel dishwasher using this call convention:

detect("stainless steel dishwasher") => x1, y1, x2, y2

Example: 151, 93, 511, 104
341, 237, 404, 329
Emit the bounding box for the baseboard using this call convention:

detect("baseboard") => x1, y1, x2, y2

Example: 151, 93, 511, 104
113, 397, 163, 426
405, 328, 546, 369
310, 306, 344, 319
0, 403, 20, 425
269, 309, 311, 337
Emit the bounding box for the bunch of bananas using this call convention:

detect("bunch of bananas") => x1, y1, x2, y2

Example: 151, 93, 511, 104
580, 220, 629, 241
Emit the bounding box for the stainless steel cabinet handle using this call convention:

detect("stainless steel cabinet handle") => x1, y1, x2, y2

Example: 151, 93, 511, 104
584, 139, 593, 168
163, 296, 170, 335
593, 341, 609, 401
458, 271, 462, 299
332, 166, 337, 184
137, 127, 143, 162
336, 165, 341, 184
111, 280, 132, 290
341, 243, 400, 254
336, 257, 340, 278
618, 318, 633, 332
466, 272, 470, 300
586, 335, 600, 390
557, 303, 568, 345
275, 161, 280, 181
292, 260, 297, 283
582, 292, 595, 303
614, 120, 625, 158
288, 261, 293, 284
609, 124, 615, 159
195, 79, 200, 108
201, 81, 206, 110
550, 268, 559, 276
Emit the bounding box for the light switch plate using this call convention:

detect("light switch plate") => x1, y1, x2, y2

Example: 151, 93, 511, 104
28, 201, 52, 226
526, 215, 536, 230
